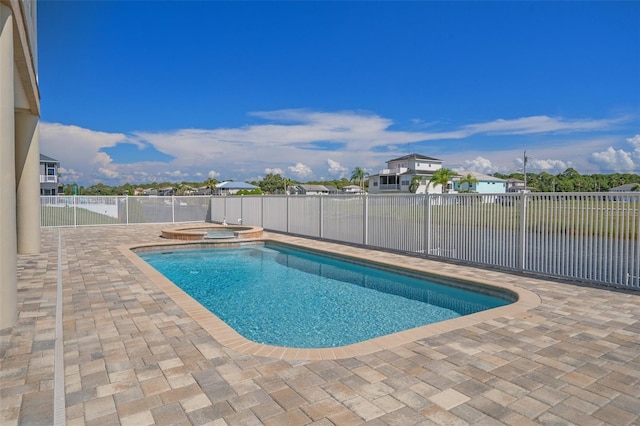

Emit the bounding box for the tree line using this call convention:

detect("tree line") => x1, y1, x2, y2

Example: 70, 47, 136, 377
60, 167, 638, 196
494, 168, 640, 192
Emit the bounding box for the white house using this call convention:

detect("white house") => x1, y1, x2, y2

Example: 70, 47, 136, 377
40, 154, 62, 195
452, 171, 507, 194
609, 183, 640, 192
214, 181, 259, 195
504, 178, 527, 193
290, 184, 333, 195
368, 154, 444, 194
342, 185, 363, 194
609, 183, 640, 201
194, 186, 212, 195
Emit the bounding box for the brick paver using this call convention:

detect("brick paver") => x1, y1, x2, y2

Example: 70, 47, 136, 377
0, 224, 638, 425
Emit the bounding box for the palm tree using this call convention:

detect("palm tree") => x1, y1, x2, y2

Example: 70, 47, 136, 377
351, 167, 368, 192
204, 177, 219, 191
428, 168, 456, 193
459, 173, 479, 193
409, 176, 423, 193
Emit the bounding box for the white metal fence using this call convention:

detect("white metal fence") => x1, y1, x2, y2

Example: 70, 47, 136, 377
212, 193, 640, 290
40, 193, 639, 289
40, 195, 212, 227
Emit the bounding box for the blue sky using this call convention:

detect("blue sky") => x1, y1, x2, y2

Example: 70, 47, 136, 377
38, 1, 640, 186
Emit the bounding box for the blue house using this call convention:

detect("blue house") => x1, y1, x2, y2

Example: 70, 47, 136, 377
452, 171, 507, 194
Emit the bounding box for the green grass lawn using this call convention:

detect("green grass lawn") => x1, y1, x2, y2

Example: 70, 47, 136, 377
370, 198, 638, 240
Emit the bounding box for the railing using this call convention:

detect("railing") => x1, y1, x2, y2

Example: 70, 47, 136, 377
212, 193, 640, 290
378, 167, 408, 174
40, 175, 57, 183
378, 184, 401, 191
40, 195, 212, 227
39, 193, 640, 289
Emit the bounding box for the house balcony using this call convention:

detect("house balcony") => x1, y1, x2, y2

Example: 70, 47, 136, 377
378, 167, 408, 175
40, 175, 58, 183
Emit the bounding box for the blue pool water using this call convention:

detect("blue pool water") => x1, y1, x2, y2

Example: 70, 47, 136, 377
139, 244, 510, 348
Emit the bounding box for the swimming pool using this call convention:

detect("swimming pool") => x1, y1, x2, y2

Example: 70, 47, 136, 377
138, 243, 512, 348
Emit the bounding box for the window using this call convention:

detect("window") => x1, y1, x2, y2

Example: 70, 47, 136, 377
373, 182, 378, 186
401, 179, 410, 186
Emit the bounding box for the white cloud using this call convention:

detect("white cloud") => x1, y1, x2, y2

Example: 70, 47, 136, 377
40, 122, 128, 184
459, 155, 570, 175
463, 156, 494, 174
98, 168, 119, 179
326, 159, 348, 177
93, 152, 120, 179
264, 168, 283, 175
288, 163, 313, 178
590, 134, 640, 173
92, 151, 113, 166
208, 170, 220, 179
39, 112, 634, 185
462, 115, 623, 136
592, 147, 635, 172
528, 159, 571, 173
57, 167, 80, 182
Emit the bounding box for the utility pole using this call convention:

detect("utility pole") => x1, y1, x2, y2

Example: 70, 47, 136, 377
523, 150, 528, 191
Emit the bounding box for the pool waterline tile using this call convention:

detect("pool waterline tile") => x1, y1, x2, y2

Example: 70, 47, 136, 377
120, 235, 540, 361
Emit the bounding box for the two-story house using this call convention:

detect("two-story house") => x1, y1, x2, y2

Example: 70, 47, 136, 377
40, 154, 62, 195
368, 154, 444, 194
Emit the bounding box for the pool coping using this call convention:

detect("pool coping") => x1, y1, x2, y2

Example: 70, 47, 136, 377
119, 235, 541, 360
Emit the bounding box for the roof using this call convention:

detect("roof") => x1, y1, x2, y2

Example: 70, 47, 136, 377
297, 184, 330, 192
388, 153, 442, 162
609, 183, 640, 192
40, 154, 59, 163
453, 171, 506, 182
216, 181, 258, 190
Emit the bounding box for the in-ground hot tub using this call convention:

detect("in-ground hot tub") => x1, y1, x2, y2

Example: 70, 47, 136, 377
161, 224, 264, 241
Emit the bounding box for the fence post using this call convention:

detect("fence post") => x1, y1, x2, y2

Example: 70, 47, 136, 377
518, 193, 528, 270
261, 195, 264, 227
363, 194, 368, 246
319, 196, 324, 238
424, 194, 431, 256
223, 196, 227, 224
286, 195, 290, 233
73, 195, 77, 228
126, 195, 129, 225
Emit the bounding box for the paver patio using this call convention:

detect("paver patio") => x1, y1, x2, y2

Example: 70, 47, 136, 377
1, 224, 639, 425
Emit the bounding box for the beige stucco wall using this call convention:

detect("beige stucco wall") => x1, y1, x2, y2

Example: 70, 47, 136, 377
0, 0, 40, 330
